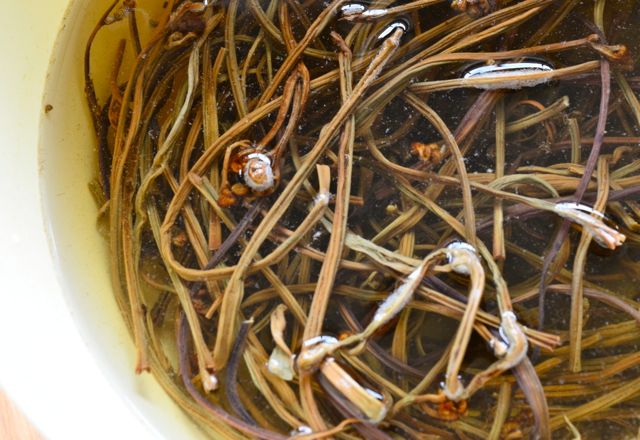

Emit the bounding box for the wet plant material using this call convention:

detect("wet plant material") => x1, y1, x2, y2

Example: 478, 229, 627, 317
86, 0, 640, 438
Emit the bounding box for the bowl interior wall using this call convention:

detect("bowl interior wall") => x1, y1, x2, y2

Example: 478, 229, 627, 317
40, 1, 205, 437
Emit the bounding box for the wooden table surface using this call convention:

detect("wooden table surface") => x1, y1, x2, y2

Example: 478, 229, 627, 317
0, 390, 43, 440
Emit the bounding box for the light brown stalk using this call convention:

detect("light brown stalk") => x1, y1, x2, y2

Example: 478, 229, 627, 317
549, 376, 640, 430
403, 92, 477, 245
302, 32, 354, 342
487, 382, 512, 440
256, 0, 345, 106
210, 27, 404, 370
493, 98, 506, 260
505, 96, 570, 134
203, 47, 226, 251
299, 32, 355, 433
409, 61, 600, 94
442, 250, 485, 400
225, 0, 248, 118
89, 1, 640, 436
569, 157, 610, 372
341, 0, 445, 21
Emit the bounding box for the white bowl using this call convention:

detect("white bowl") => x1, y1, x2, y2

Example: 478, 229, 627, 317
0, 1, 204, 438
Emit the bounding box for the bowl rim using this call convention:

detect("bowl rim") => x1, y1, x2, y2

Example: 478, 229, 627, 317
0, 1, 162, 438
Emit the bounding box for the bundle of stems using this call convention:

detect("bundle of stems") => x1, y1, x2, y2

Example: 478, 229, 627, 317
85, 0, 640, 438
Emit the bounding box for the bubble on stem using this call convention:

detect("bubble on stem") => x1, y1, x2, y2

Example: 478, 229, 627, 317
445, 241, 477, 275
243, 153, 274, 192
378, 19, 410, 40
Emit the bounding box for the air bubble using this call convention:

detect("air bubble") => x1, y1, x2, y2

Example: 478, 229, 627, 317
340, 3, 366, 17
378, 19, 410, 40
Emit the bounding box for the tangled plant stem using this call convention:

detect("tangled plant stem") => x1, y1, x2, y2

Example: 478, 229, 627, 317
85, 0, 640, 438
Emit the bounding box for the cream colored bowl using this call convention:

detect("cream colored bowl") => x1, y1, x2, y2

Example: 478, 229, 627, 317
0, 1, 203, 438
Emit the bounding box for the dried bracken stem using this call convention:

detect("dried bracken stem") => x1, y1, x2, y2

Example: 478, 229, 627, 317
442, 248, 486, 400
298, 250, 447, 370
87, 1, 640, 437
319, 358, 388, 423
403, 92, 477, 245
256, 0, 345, 106
537, 56, 612, 331
569, 157, 611, 372
514, 356, 550, 440
303, 32, 355, 342
487, 382, 511, 440
299, 32, 355, 433
212, 28, 403, 370
341, 0, 445, 22
267, 305, 295, 380
493, 98, 506, 260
